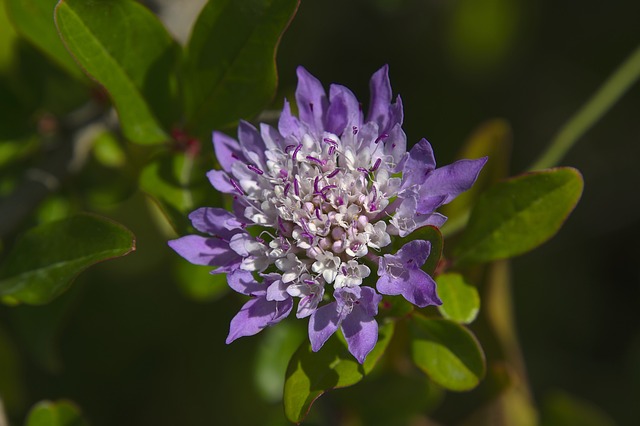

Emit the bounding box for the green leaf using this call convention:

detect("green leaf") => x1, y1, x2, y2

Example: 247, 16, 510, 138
183, 0, 300, 136
254, 321, 305, 403
173, 259, 229, 302
0, 0, 19, 72
25, 400, 88, 426
441, 119, 511, 223
410, 315, 485, 391
0, 213, 135, 305
140, 152, 219, 235
453, 167, 583, 265
54, 0, 180, 144
5, 0, 83, 79
391, 225, 443, 276
284, 321, 394, 423
436, 273, 480, 324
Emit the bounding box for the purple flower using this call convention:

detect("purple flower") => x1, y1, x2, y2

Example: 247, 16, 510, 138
226, 271, 293, 343
169, 65, 485, 363
377, 240, 442, 307
309, 286, 382, 363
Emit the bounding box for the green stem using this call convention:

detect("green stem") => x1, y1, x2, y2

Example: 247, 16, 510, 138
529, 44, 640, 171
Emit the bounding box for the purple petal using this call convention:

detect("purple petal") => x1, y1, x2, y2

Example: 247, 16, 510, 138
402, 138, 436, 189
419, 157, 488, 204
416, 194, 447, 215
238, 120, 266, 166
260, 123, 285, 151
378, 268, 441, 308
212, 131, 243, 173
341, 308, 379, 364
226, 296, 292, 343
188, 207, 244, 238
397, 240, 431, 269
367, 65, 392, 130
308, 302, 341, 352
383, 123, 407, 172
326, 84, 362, 136
264, 274, 289, 301
278, 99, 302, 138
206, 169, 236, 194
168, 235, 240, 267
227, 270, 265, 296
295, 66, 328, 135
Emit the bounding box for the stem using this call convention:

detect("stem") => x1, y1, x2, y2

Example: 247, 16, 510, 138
529, 44, 640, 171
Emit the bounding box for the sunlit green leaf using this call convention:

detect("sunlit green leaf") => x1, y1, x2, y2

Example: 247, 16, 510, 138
254, 321, 305, 403
25, 400, 88, 426
55, 0, 180, 144
5, 0, 83, 79
0, 213, 135, 305
183, 0, 299, 136
284, 321, 394, 423
140, 152, 218, 234
436, 273, 480, 324
91, 131, 126, 168
453, 167, 583, 265
174, 259, 229, 302
410, 315, 485, 391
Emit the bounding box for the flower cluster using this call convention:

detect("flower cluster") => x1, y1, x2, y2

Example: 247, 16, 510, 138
169, 66, 486, 363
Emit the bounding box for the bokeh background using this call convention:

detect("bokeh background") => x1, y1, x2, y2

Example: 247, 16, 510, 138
1, 0, 639, 425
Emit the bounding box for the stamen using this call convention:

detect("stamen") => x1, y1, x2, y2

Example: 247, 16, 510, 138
303, 279, 315, 286
326, 169, 340, 179
315, 207, 322, 220
352, 126, 358, 135
292, 144, 303, 160
278, 217, 286, 233
374, 133, 388, 144
313, 176, 320, 193
320, 184, 337, 194
229, 178, 244, 195
294, 178, 300, 196
279, 169, 288, 179
357, 167, 369, 174
247, 164, 264, 175
370, 158, 382, 172
306, 155, 325, 166
284, 182, 291, 197
371, 185, 378, 202
284, 144, 296, 153
328, 146, 336, 155
323, 138, 338, 147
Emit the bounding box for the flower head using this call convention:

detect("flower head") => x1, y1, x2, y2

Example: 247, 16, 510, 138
169, 65, 486, 363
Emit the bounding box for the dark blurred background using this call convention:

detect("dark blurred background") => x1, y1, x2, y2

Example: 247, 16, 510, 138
2, 0, 639, 425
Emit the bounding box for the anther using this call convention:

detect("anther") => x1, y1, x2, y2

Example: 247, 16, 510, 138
247, 164, 264, 175
229, 178, 244, 195
370, 158, 381, 172
283, 182, 291, 197
292, 144, 303, 160
326, 169, 340, 179
306, 155, 325, 166
374, 133, 388, 144
352, 126, 358, 135
284, 144, 296, 153
294, 178, 300, 196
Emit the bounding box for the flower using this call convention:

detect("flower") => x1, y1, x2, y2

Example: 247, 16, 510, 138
169, 65, 486, 363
